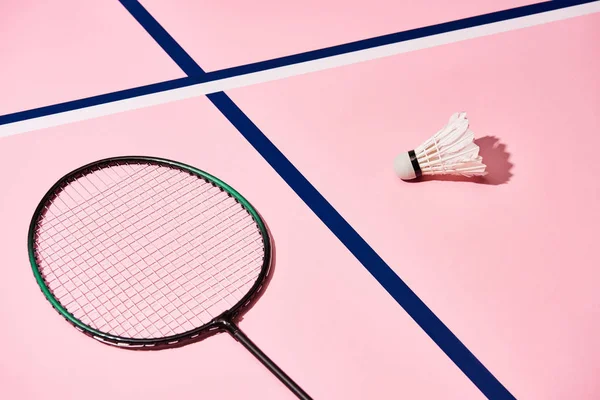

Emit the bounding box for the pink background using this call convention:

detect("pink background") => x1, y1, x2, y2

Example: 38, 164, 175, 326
1, 1, 599, 400
0, 0, 183, 115
0, 97, 483, 399
227, 12, 600, 400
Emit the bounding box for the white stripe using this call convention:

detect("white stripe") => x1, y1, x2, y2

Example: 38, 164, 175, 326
1, 1, 599, 138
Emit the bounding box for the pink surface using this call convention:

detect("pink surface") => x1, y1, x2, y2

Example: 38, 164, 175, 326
0, 0, 183, 116
227, 13, 600, 400
139, 0, 535, 71
0, 98, 484, 399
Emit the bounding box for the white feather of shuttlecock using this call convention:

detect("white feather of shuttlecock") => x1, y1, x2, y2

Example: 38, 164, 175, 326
413, 112, 487, 177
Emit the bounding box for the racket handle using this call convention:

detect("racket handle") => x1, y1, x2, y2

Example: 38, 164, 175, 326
225, 322, 313, 400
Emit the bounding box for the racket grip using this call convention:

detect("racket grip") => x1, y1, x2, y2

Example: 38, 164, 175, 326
224, 321, 313, 400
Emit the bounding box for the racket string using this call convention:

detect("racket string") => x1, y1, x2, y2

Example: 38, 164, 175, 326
36, 212, 157, 337
118, 163, 262, 309
38, 195, 261, 332
113, 164, 236, 308
65, 165, 219, 334
39, 176, 207, 336
119, 163, 264, 304
35, 171, 215, 267
39, 163, 165, 226
41, 200, 187, 338
34, 162, 265, 339
39, 198, 206, 337
140, 166, 247, 303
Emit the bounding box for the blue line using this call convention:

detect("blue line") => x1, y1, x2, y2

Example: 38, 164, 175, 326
119, 0, 200, 74
1, 0, 596, 127
118, 0, 524, 398
208, 92, 516, 400
197, 0, 596, 76
0, 78, 189, 125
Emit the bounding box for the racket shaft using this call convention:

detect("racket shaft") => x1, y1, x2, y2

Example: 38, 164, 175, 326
230, 327, 312, 400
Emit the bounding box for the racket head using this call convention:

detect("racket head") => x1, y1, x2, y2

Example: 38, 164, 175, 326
28, 156, 272, 349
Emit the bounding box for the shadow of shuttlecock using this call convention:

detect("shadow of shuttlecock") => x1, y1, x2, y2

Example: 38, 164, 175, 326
406, 136, 513, 185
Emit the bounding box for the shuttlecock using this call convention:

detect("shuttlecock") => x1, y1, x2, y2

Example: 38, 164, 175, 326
394, 112, 487, 180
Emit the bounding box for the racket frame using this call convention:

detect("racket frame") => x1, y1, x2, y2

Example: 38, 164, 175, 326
27, 156, 273, 349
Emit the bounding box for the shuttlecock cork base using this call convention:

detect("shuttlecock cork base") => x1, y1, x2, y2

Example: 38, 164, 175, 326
394, 112, 487, 181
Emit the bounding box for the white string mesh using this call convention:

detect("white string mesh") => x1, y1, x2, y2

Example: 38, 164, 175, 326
33, 162, 266, 339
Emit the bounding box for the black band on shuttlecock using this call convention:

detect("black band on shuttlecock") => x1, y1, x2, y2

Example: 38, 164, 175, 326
408, 150, 422, 178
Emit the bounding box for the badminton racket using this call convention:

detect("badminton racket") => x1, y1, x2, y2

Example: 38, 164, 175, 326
28, 156, 312, 400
